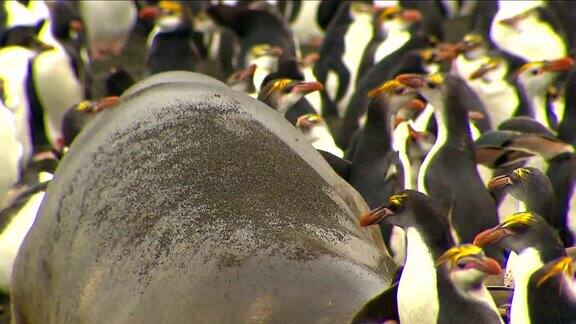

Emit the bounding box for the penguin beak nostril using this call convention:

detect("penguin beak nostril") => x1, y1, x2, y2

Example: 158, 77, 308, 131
473, 227, 513, 247
359, 207, 395, 227
487, 175, 513, 192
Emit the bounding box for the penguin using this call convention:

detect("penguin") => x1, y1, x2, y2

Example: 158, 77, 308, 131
206, 3, 297, 69
78, 0, 137, 60
60, 96, 120, 150
488, 167, 555, 227
496, 126, 576, 246
490, 1, 567, 62
474, 212, 567, 306
0, 83, 20, 209
139, 1, 201, 75
313, 1, 376, 116
526, 256, 576, 324
0, 152, 57, 292
282, 0, 324, 48
360, 190, 503, 324
359, 6, 422, 77
226, 64, 257, 96
0, 0, 44, 33
352, 243, 503, 324
295, 114, 343, 158
245, 44, 284, 92
395, 73, 503, 262
257, 78, 323, 114
514, 58, 574, 130
338, 38, 433, 149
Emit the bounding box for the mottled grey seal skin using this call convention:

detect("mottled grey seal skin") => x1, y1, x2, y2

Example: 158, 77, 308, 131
12, 72, 395, 323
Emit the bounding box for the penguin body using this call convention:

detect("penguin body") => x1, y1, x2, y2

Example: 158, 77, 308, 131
0, 99, 20, 208
30, 45, 84, 148
296, 114, 343, 158
314, 2, 375, 116
360, 191, 502, 324
78, 0, 137, 60
526, 256, 576, 324
147, 25, 200, 75
490, 1, 567, 62
287, 0, 323, 46
396, 74, 501, 261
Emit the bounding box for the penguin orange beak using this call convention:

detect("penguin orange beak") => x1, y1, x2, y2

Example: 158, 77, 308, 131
400, 9, 422, 23
359, 206, 394, 227
292, 81, 323, 94
92, 96, 120, 113
468, 256, 503, 275
395, 74, 425, 88
300, 52, 320, 66
404, 98, 426, 111
487, 175, 513, 192
239, 64, 257, 81
540, 57, 575, 73
473, 227, 514, 247
69, 19, 84, 33
296, 116, 312, 129
470, 64, 495, 80
271, 46, 284, 57
139, 6, 162, 20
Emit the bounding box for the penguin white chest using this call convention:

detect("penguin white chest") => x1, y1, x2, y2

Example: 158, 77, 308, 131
398, 228, 439, 323
374, 30, 410, 63
510, 248, 543, 324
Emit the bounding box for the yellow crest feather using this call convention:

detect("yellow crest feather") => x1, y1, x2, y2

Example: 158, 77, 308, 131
537, 256, 574, 287
300, 114, 323, 123
75, 100, 91, 112
436, 244, 483, 267
388, 193, 409, 207
368, 80, 400, 98
427, 73, 444, 85
159, 0, 182, 13
266, 79, 293, 97
513, 167, 531, 180
501, 212, 535, 228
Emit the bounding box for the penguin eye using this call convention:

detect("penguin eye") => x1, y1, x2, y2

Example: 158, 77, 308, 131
427, 82, 437, 89
394, 86, 405, 95
283, 85, 295, 93
530, 69, 538, 76
456, 262, 467, 270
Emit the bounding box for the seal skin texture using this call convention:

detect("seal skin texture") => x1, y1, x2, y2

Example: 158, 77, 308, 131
12, 72, 395, 323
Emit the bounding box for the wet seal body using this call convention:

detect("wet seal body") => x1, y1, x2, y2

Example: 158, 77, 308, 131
12, 72, 394, 323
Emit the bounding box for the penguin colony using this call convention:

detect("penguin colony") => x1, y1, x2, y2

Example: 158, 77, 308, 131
0, 0, 576, 323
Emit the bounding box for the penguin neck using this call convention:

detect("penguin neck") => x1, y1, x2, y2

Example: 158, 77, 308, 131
433, 99, 473, 141
510, 247, 543, 324
398, 227, 441, 323
531, 92, 552, 129
362, 97, 393, 154
392, 122, 413, 189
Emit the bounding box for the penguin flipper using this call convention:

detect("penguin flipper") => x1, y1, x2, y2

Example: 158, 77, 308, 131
334, 58, 350, 103
317, 150, 352, 182
350, 281, 399, 324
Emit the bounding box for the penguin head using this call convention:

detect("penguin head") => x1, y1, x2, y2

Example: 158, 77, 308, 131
359, 190, 450, 238
436, 244, 502, 290
455, 34, 486, 61
377, 7, 421, 34
469, 57, 507, 83
395, 73, 446, 108
516, 58, 574, 95
498, 6, 539, 31
139, 1, 185, 30
367, 79, 419, 115
257, 78, 323, 113
488, 167, 554, 212
349, 2, 375, 20
529, 256, 574, 290
246, 44, 283, 71
475, 130, 535, 168
474, 212, 565, 256
227, 64, 257, 93
0, 24, 54, 52
296, 114, 328, 142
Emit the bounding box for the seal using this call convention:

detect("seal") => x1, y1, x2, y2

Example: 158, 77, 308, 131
12, 71, 395, 323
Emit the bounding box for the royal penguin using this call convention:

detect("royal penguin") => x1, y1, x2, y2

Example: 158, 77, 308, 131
474, 212, 570, 324
245, 44, 284, 92
0, 83, 20, 208
0, 152, 57, 292
352, 243, 503, 324
313, 1, 377, 116
515, 58, 574, 130
395, 73, 503, 261
206, 3, 297, 70
104, 67, 135, 97
360, 190, 503, 324
490, 1, 567, 62
227, 64, 257, 96
257, 78, 323, 115
359, 6, 422, 76
295, 114, 343, 158
525, 256, 576, 324
557, 65, 576, 145
78, 0, 137, 60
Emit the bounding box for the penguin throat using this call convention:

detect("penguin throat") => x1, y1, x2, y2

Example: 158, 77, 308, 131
532, 94, 553, 130
398, 227, 439, 323
510, 247, 543, 324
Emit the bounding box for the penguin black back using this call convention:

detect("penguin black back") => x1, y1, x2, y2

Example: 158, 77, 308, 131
147, 25, 200, 75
